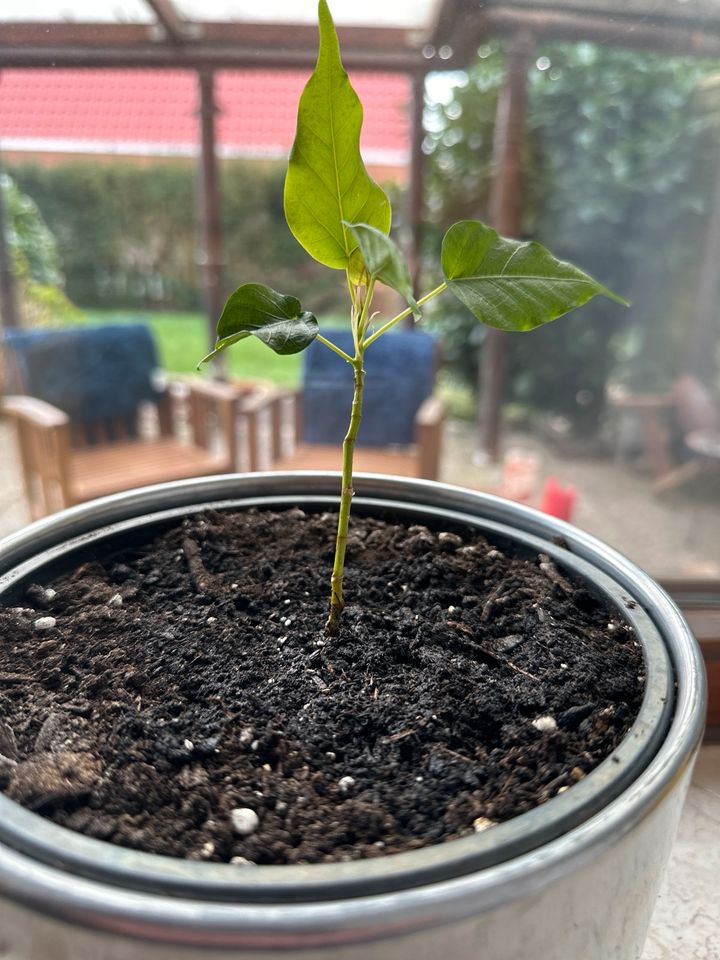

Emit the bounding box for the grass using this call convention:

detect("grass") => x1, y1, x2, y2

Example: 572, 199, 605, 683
83, 308, 348, 387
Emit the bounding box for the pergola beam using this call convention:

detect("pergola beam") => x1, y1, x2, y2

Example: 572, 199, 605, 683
477, 29, 534, 461
0, 21, 436, 72
484, 8, 720, 57
144, 0, 193, 44
0, 44, 424, 72
197, 70, 224, 353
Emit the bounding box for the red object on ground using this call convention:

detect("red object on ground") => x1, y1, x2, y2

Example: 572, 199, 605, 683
540, 477, 577, 521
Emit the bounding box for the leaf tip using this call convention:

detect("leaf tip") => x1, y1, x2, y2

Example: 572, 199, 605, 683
197, 347, 220, 368
600, 286, 631, 308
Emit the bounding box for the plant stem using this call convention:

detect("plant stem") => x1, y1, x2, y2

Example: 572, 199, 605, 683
316, 333, 353, 363
325, 279, 377, 635
326, 355, 364, 635
363, 282, 447, 348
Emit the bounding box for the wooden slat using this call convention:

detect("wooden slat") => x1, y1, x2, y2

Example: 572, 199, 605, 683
70, 438, 231, 502
189, 391, 210, 450
270, 396, 283, 463
109, 413, 130, 442
156, 390, 174, 437
292, 390, 303, 448
273, 444, 419, 478
415, 395, 445, 480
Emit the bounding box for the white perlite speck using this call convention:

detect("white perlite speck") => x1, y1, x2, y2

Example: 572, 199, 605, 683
532, 715, 558, 733
230, 856, 257, 867
230, 807, 260, 836
33, 617, 56, 631
43, 588, 56, 602
338, 776, 355, 794
472, 817, 496, 833
107, 593, 123, 608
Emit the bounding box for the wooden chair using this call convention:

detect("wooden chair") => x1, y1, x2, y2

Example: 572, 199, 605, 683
654, 374, 720, 492
2, 324, 243, 519
240, 330, 445, 479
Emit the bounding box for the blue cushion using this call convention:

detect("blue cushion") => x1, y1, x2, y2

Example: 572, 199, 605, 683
2, 324, 159, 422
302, 329, 435, 447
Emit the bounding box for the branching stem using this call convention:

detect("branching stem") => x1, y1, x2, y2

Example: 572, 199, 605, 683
326, 279, 447, 635
363, 282, 447, 348
326, 355, 364, 635
316, 334, 353, 363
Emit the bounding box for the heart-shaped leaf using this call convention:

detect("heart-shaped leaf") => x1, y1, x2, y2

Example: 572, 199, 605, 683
442, 220, 628, 331
345, 222, 420, 316
284, 0, 391, 278
198, 283, 318, 365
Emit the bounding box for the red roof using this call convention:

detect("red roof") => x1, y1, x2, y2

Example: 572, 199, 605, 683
0, 68, 410, 171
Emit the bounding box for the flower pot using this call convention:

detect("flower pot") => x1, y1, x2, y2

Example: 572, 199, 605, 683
0, 473, 705, 960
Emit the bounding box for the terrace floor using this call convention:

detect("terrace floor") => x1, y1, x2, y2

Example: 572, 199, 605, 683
0, 415, 718, 957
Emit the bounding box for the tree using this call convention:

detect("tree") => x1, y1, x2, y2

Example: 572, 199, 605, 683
425, 42, 718, 432
1, 173, 80, 327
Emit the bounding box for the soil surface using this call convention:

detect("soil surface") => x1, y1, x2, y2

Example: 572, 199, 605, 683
0, 507, 644, 865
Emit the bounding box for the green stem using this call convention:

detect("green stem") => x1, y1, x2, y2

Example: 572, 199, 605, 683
316, 333, 353, 363
363, 282, 447, 348
357, 278, 376, 342
326, 356, 365, 635
325, 278, 377, 634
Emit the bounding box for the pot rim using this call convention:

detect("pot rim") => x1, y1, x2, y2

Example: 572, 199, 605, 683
0, 474, 706, 945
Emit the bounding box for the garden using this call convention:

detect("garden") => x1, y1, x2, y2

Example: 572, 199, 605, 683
0, 3, 718, 958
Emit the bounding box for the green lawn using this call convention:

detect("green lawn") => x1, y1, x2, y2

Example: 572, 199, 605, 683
83, 309, 347, 387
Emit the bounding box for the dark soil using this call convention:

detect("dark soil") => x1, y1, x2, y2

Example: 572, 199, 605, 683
0, 507, 644, 865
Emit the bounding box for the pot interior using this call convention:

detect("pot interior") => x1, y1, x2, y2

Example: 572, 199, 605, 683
0, 485, 673, 903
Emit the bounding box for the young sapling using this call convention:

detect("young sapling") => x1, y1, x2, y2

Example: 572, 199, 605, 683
199, 0, 627, 636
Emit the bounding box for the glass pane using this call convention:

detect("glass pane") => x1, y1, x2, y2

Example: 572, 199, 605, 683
1, 0, 153, 22
174, 0, 442, 28
0, 0, 719, 584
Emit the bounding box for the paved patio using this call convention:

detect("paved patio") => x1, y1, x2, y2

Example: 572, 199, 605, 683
439, 420, 720, 582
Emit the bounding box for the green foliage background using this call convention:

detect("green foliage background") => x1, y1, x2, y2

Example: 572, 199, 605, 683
7, 159, 347, 317
7, 45, 720, 428
424, 43, 720, 431
1, 173, 81, 327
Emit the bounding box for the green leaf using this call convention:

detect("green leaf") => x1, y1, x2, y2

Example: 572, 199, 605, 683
441, 220, 628, 332
198, 283, 318, 366
345, 222, 420, 316
284, 0, 391, 278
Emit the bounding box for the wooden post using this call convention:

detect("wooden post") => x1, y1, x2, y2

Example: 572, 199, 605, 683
197, 69, 224, 356
407, 70, 427, 323
476, 30, 534, 461
0, 156, 20, 330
